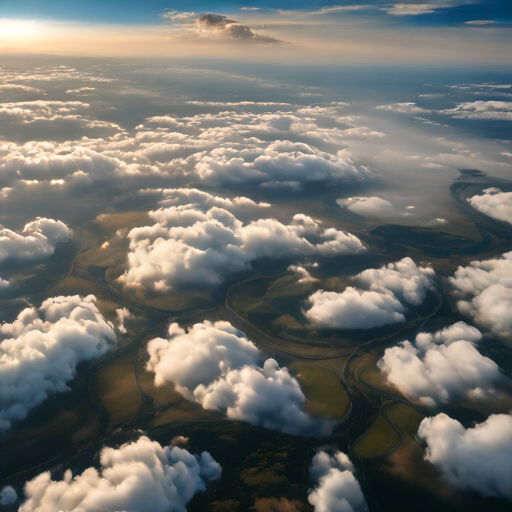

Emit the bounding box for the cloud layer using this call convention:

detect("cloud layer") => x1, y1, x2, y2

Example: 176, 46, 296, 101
449, 252, 512, 342
378, 322, 501, 406
308, 451, 368, 512
19, 436, 221, 512
304, 257, 437, 329
118, 196, 365, 293
418, 413, 512, 503
146, 320, 335, 436
0, 295, 116, 430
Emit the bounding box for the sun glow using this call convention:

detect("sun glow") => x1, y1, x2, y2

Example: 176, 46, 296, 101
0, 19, 46, 47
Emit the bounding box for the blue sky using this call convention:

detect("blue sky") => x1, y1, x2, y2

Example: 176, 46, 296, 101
0, 0, 510, 24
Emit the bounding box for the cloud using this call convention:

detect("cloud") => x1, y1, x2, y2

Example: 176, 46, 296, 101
194, 142, 370, 188
288, 264, 318, 283
445, 101, 512, 120
116, 307, 132, 334
354, 257, 437, 306
378, 322, 502, 406
142, 187, 271, 211
376, 102, 431, 114
383, 3, 439, 15
418, 413, 512, 502
0, 218, 70, 264
0, 84, 45, 94
0, 486, 17, 505
308, 451, 368, 512
449, 252, 512, 342
0, 103, 377, 188
465, 20, 495, 25
305, 287, 407, 329
304, 258, 438, 329
377, 100, 512, 121
146, 320, 335, 437
0, 100, 90, 123
337, 196, 394, 217
468, 188, 512, 224
196, 14, 283, 44
382, 1, 470, 15
0, 295, 116, 430
118, 200, 365, 293
18, 436, 221, 512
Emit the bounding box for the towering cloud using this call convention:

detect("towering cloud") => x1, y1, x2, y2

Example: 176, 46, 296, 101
449, 252, 512, 342
118, 200, 365, 293
196, 13, 283, 44
18, 436, 221, 512
468, 188, 512, 225
308, 451, 368, 512
0, 295, 116, 430
146, 320, 335, 437
418, 413, 512, 503
304, 258, 438, 329
378, 322, 501, 406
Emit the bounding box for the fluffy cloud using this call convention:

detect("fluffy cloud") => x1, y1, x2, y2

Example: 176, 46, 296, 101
18, 436, 221, 512
468, 188, 512, 225
194, 142, 370, 189
337, 196, 394, 217
308, 451, 368, 512
0, 218, 70, 264
304, 258, 438, 329
0, 295, 116, 430
354, 257, 437, 306
0, 486, 17, 505
288, 264, 319, 283
118, 201, 365, 293
449, 252, 512, 342
146, 320, 334, 437
305, 288, 407, 330
378, 322, 502, 406
418, 413, 512, 503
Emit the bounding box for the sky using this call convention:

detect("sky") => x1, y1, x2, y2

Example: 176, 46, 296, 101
0, 0, 510, 63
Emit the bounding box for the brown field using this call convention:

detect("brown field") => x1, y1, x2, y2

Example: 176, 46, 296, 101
290, 361, 350, 420
95, 351, 141, 430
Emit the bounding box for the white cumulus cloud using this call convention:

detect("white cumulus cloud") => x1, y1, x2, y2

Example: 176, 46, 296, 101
308, 450, 368, 512
146, 320, 335, 437
337, 196, 394, 217
304, 258, 438, 329
118, 200, 365, 293
449, 252, 512, 342
0, 218, 70, 264
468, 188, 512, 225
378, 322, 502, 406
418, 413, 512, 503
18, 435, 221, 512
0, 295, 116, 430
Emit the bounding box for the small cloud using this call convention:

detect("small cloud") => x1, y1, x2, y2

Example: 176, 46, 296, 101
465, 20, 495, 25
197, 13, 284, 44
